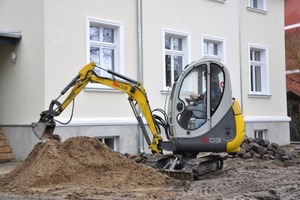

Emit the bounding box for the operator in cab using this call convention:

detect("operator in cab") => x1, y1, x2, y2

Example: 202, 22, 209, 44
181, 65, 223, 129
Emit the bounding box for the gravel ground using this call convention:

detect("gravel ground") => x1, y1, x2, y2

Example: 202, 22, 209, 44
0, 139, 300, 200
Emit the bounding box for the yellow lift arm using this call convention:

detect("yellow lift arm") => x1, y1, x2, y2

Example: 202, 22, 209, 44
32, 62, 162, 153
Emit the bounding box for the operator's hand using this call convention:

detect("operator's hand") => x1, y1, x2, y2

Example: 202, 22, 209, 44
190, 94, 201, 101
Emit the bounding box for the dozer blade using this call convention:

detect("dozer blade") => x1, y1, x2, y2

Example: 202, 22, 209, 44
31, 122, 60, 141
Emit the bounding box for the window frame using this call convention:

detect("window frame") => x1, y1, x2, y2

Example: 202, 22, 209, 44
86, 17, 124, 91
247, 0, 267, 14
254, 129, 267, 140
96, 136, 120, 151
248, 44, 270, 97
163, 29, 190, 90
201, 35, 226, 63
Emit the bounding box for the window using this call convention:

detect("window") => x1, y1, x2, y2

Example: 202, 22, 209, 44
176, 63, 225, 130
204, 41, 218, 56
249, 45, 269, 95
254, 129, 267, 140
202, 36, 225, 62
248, 0, 266, 12
249, 0, 265, 10
177, 64, 208, 130
97, 137, 119, 151
87, 17, 123, 89
164, 30, 189, 88
210, 63, 224, 116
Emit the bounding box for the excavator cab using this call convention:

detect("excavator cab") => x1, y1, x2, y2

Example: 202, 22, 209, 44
162, 59, 244, 154
145, 59, 245, 180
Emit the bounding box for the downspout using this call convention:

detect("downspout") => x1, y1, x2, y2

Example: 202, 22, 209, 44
238, 0, 244, 111
137, 0, 144, 153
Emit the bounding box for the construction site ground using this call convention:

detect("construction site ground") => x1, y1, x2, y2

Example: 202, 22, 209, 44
0, 136, 300, 200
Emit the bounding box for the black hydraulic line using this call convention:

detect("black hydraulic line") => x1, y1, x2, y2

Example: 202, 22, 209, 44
136, 116, 151, 145
129, 100, 151, 145
55, 99, 75, 125
106, 69, 139, 85
61, 75, 80, 95
152, 108, 170, 139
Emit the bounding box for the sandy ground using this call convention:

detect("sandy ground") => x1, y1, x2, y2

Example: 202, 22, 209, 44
0, 137, 300, 200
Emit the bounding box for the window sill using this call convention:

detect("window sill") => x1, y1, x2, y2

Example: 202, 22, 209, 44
248, 93, 272, 99
247, 7, 268, 15
210, 0, 226, 3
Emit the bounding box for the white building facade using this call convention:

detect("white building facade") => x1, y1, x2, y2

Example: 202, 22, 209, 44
0, 0, 289, 160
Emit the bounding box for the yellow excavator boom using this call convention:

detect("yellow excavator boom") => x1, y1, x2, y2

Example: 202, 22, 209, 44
32, 62, 162, 152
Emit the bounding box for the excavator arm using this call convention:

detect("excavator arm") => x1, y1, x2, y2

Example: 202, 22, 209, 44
32, 62, 163, 153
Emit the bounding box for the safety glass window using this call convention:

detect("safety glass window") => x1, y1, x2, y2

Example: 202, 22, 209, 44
177, 64, 207, 130
210, 63, 224, 116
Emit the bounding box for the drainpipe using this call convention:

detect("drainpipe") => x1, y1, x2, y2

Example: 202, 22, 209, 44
137, 0, 144, 153
238, 0, 244, 111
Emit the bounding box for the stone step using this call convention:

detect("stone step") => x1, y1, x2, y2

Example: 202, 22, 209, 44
0, 134, 6, 140
0, 140, 9, 147
0, 146, 13, 153
0, 153, 16, 161
0, 128, 16, 161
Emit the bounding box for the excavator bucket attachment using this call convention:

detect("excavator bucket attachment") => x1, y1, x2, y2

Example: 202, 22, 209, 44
31, 121, 60, 141
32, 122, 47, 140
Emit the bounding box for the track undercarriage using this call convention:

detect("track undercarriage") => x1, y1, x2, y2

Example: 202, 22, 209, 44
136, 153, 225, 181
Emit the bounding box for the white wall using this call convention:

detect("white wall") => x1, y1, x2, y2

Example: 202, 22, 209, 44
0, 0, 45, 125
0, 0, 290, 160
142, 0, 242, 110
239, 0, 289, 141
240, 0, 287, 116
43, 0, 139, 120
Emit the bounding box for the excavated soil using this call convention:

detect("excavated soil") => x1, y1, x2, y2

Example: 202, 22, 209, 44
0, 136, 185, 199
0, 136, 300, 199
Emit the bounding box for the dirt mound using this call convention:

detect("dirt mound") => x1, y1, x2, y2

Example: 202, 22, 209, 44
0, 136, 176, 195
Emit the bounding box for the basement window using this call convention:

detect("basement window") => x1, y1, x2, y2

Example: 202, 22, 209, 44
97, 137, 119, 151
254, 129, 267, 140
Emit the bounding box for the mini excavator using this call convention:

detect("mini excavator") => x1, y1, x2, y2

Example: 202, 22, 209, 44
32, 58, 245, 180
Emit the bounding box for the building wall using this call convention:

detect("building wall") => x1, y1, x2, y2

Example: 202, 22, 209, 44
0, 0, 47, 160
0, 0, 290, 159
240, 0, 287, 115
42, 0, 138, 119
239, 0, 290, 144
0, 0, 45, 124
141, 0, 242, 109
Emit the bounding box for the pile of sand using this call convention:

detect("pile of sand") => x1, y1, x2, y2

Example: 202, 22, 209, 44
0, 136, 175, 194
